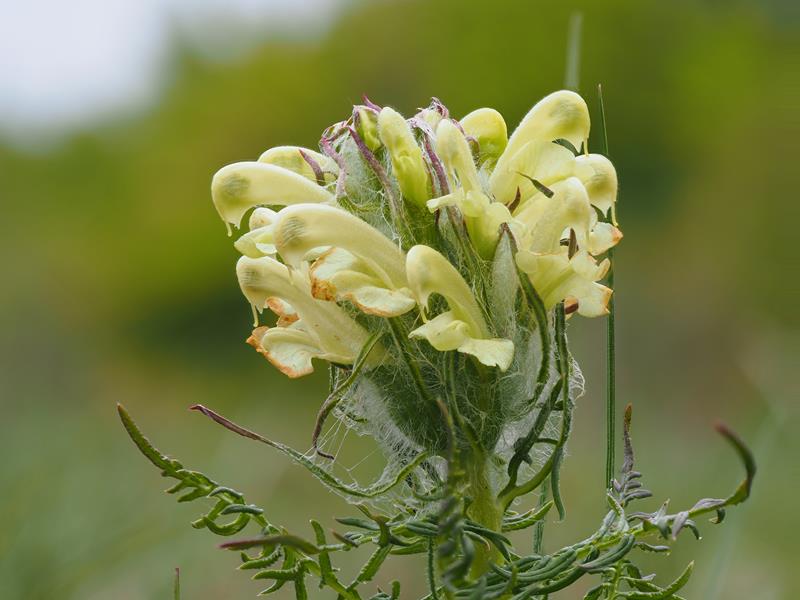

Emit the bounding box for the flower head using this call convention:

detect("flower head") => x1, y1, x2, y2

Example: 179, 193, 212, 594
210, 90, 621, 466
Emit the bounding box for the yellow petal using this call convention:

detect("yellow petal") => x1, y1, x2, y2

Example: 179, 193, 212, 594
460, 107, 508, 166
575, 153, 618, 216
406, 245, 486, 335
517, 249, 611, 317
500, 90, 590, 166
248, 207, 279, 230
212, 162, 334, 230
273, 203, 408, 290
408, 311, 515, 371
456, 337, 515, 371
489, 139, 576, 205
436, 119, 482, 193
409, 311, 469, 351
265, 297, 298, 326
309, 248, 415, 316
236, 255, 369, 360
515, 177, 592, 254
355, 107, 381, 152
588, 222, 623, 255
247, 325, 323, 378
258, 146, 337, 184
234, 225, 276, 257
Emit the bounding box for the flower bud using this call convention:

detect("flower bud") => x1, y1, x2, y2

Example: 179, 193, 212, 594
355, 107, 381, 152
377, 107, 430, 206
258, 146, 338, 185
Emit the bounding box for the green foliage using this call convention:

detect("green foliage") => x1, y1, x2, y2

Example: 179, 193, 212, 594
119, 386, 754, 598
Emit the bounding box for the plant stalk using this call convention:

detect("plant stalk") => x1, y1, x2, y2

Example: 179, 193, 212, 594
466, 457, 502, 576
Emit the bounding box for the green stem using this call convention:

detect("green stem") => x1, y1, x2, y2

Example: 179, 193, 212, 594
597, 83, 616, 491
427, 538, 440, 600
465, 457, 502, 576
605, 248, 616, 489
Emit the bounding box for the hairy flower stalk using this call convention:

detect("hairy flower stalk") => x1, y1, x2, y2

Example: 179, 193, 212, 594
210, 91, 621, 573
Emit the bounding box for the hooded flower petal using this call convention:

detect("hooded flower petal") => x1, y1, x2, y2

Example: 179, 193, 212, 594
377, 107, 431, 206
212, 162, 334, 231
489, 90, 589, 204
406, 245, 514, 370
258, 146, 338, 185
460, 107, 508, 167
517, 248, 611, 317
575, 153, 618, 218
236, 255, 372, 367
273, 203, 409, 291
499, 90, 590, 164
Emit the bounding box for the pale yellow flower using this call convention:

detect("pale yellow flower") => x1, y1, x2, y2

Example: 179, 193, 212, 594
406, 245, 514, 370
272, 203, 416, 316
236, 255, 373, 376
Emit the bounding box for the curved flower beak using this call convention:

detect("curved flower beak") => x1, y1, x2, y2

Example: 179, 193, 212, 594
460, 107, 508, 167
236, 255, 373, 372
377, 107, 431, 206
258, 146, 338, 185
429, 119, 513, 258
575, 153, 618, 221
517, 249, 612, 317
211, 162, 334, 232
501, 90, 590, 162
489, 90, 590, 205
233, 207, 279, 258
406, 245, 514, 370
272, 204, 415, 316
273, 203, 409, 287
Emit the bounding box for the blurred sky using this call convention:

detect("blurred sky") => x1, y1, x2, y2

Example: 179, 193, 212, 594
0, 0, 347, 145
0, 0, 798, 598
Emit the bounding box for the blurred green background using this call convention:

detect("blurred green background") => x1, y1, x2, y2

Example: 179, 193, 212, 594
1, 0, 798, 598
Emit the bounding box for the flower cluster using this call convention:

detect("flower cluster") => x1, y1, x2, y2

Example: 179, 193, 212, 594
212, 91, 620, 384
